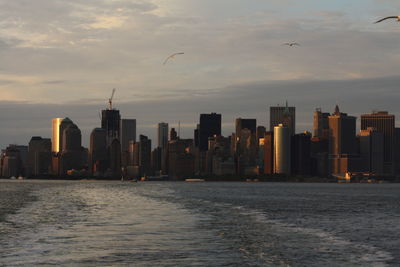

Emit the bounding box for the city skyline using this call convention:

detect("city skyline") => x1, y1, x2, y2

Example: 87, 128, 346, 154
1, 1, 400, 147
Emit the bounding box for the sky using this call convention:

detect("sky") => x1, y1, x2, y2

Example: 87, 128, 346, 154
1, 0, 400, 148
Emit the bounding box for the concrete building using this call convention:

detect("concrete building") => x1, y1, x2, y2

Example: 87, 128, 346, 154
198, 113, 221, 151
158, 122, 169, 149
120, 119, 136, 152
90, 128, 108, 175
102, 109, 121, 146
263, 131, 274, 175
59, 118, 74, 153
328, 105, 358, 175
291, 132, 312, 176
359, 128, 384, 174
270, 101, 296, 136
313, 108, 330, 139
27, 137, 52, 177
361, 111, 395, 175
274, 124, 291, 175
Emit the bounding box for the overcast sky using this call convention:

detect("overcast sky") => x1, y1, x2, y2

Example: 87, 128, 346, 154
1, 0, 400, 148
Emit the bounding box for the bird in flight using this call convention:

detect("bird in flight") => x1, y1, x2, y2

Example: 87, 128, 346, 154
163, 52, 184, 65
283, 42, 300, 47
374, 16, 400, 24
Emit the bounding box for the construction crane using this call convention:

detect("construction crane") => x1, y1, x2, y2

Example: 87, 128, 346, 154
108, 88, 116, 110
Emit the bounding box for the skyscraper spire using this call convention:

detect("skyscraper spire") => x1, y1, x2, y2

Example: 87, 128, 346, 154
334, 104, 340, 115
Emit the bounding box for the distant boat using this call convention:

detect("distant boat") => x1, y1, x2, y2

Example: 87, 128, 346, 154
185, 178, 205, 182
10, 176, 16, 180
17, 176, 24, 180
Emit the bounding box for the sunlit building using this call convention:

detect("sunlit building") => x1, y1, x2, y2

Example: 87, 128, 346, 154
52, 118, 63, 153
274, 124, 291, 175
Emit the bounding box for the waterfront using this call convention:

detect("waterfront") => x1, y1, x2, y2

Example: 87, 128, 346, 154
1, 180, 399, 266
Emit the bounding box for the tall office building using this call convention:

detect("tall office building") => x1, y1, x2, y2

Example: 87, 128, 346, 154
158, 122, 169, 149
359, 128, 384, 174
361, 111, 395, 175
138, 135, 152, 176
59, 118, 74, 152
60, 123, 83, 175
256, 126, 266, 141
120, 119, 136, 153
291, 132, 312, 176
313, 108, 330, 138
90, 128, 108, 174
328, 105, 357, 175
235, 118, 256, 137
102, 109, 121, 146
263, 131, 274, 174
52, 118, 63, 153
28, 137, 52, 177
270, 101, 296, 136
170, 128, 178, 141
274, 124, 291, 175
198, 113, 221, 151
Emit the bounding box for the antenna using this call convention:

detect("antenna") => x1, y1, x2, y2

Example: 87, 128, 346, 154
108, 88, 116, 110
178, 121, 181, 139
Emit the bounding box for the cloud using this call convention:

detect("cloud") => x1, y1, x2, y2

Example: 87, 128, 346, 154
1, 75, 400, 149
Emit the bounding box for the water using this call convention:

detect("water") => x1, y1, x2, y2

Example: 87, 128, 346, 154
1, 180, 399, 266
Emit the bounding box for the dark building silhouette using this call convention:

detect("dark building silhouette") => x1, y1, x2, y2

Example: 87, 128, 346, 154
359, 128, 384, 174
361, 111, 395, 175
311, 137, 329, 177
328, 105, 358, 175
90, 128, 108, 175
59, 118, 73, 152
235, 118, 256, 137
109, 138, 122, 178
60, 123, 84, 175
168, 139, 194, 179
27, 137, 52, 177
313, 108, 330, 138
270, 101, 296, 136
170, 128, 178, 141
291, 132, 311, 176
138, 135, 152, 176
102, 109, 121, 146
120, 119, 136, 167
256, 126, 266, 141
198, 113, 221, 151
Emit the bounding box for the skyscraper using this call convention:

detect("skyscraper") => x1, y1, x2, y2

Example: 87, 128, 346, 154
235, 118, 256, 137
102, 109, 121, 146
328, 105, 357, 175
313, 108, 330, 138
270, 101, 295, 136
120, 119, 136, 153
90, 128, 108, 174
361, 111, 395, 175
28, 137, 52, 177
59, 118, 73, 152
52, 118, 63, 153
158, 122, 169, 149
273, 124, 291, 175
359, 128, 384, 174
198, 113, 221, 151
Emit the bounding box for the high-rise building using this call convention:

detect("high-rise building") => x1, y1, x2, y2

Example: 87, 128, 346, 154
263, 131, 274, 174
291, 132, 311, 176
120, 119, 136, 152
270, 101, 295, 136
235, 118, 256, 137
158, 122, 169, 149
102, 109, 121, 146
313, 108, 330, 138
90, 128, 108, 175
256, 126, 266, 141
60, 123, 84, 175
109, 138, 122, 178
28, 137, 52, 177
52, 118, 63, 153
138, 135, 152, 176
359, 128, 384, 174
198, 113, 221, 151
328, 105, 358, 175
361, 111, 395, 175
59, 118, 73, 152
274, 124, 291, 175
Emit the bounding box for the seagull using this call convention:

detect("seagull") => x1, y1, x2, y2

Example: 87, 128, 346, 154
163, 52, 184, 65
283, 42, 300, 47
374, 16, 400, 24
